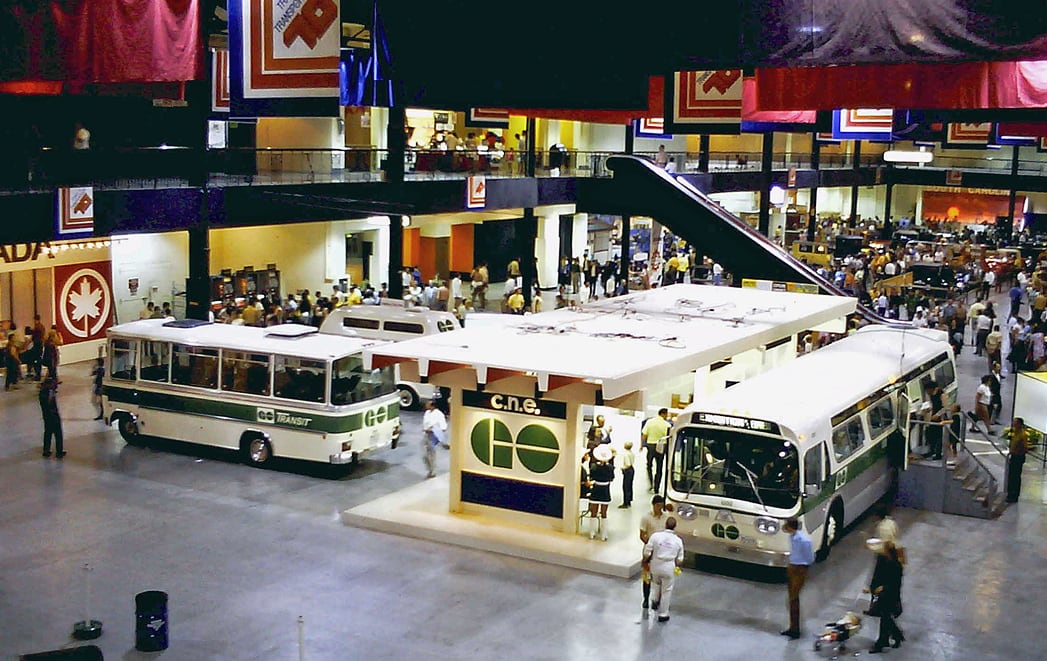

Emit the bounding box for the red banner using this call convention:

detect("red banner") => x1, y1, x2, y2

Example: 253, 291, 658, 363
921, 191, 1024, 225
1, 1, 201, 84
756, 60, 1047, 111
53, 261, 114, 345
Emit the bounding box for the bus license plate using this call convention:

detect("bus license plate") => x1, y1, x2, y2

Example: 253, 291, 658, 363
727, 546, 740, 554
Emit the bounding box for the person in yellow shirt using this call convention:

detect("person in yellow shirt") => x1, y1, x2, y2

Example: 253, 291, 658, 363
675, 251, 690, 284
346, 286, 363, 306
666, 254, 679, 283
507, 288, 525, 314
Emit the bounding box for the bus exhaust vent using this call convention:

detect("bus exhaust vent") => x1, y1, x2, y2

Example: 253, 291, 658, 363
264, 325, 319, 339
163, 319, 212, 329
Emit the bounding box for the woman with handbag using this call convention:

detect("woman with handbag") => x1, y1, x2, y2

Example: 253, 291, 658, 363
866, 540, 905, 653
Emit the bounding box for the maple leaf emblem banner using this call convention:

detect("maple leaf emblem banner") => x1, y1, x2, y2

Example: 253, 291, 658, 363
54, 261, 114, 344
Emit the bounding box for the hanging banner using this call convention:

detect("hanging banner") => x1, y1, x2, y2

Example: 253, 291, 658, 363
666, 70, 743, 134
229, 0, 340, 116
831, 109, 894, 141
740, 77, 816, 133
993, 125, 1038, 146
634, 117, 669, 138
468, 108, 510, 128
53, 261, 114, 345
466, 176, 486, 209
944, 123, 992, 148
55, 187, 94, 238
211, 48, 231, 113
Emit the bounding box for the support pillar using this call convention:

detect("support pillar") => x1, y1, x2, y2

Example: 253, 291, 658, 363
849, 141, 861, 227
521, 209, 538, 308
807, 138, 820, 240
698, 134, 710, 173
620, 215, 630, 294
386, 105, 406, 298
535, 212, 560, 290
1007, 145, 1020, 243
185, 217, 210, 321
758, 132, 773, 236
884, 182, 894, 226
525, 117, 536, 178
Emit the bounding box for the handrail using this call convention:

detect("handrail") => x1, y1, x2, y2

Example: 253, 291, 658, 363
909, 416, 999, 494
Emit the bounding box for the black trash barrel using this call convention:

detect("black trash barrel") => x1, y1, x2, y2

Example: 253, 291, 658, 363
134, 590, 169, 651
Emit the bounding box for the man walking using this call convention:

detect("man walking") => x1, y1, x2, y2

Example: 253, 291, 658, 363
1004, 417, 1035, 503
642, 516, 685, 622
639, 495, 668, 610
421, 400, 448, 478
780, 517, 814, 639
39, 376, 65, 458
642, 408, 672, 492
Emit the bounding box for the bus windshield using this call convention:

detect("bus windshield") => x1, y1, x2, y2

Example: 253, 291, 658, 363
330, 355, 396, 405
671, 427, 800, 510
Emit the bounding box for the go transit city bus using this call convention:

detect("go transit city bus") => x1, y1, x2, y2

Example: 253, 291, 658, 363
666, 325, 956, 566
103, 319, 400, 467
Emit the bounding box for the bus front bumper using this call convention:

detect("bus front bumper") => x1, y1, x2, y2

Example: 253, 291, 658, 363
329, 450, 355, 465
683, 535, 790, 568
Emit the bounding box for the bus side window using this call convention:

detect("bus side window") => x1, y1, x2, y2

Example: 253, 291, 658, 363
803, 444, 823, 490
934, 360, 955, 388
140, 341, 170, 382
109, 340, 137, 380
868, 398, 895, 438
831, 418, 864, 461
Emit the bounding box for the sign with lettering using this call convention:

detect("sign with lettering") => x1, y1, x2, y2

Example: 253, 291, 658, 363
53, 260, 113, 344
56, 187, 94, 236
668, 70, 743, 134
0, 243, 54, 265
233, 0, 340, 100
691, 412, 781, 435
460, 390, 568, 481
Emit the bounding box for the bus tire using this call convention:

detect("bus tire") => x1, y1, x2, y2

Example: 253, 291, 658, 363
118, 414, 145, 447
817, 500, 843, 562
242, 433, 273, 467
398, 385, 419, 411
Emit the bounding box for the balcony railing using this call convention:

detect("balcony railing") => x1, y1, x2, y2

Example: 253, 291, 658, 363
1, 146, 1046, 192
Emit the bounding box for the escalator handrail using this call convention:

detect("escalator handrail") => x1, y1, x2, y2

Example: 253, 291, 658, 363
605, 154, 910, 328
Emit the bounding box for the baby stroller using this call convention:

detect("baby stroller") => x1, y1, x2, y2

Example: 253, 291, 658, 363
813, 593, 864, 653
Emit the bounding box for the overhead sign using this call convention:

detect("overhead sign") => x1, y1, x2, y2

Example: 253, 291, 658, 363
56, 187, 94, 237
667, 70, 743, 134
468, 108, 510, 128
229, 0, 340, 115
831, 109, 893, 141
461, 390, 567, 478
466, 175, 486, 209
212, 47, 231, 113
634, 117, 670, 138
945, 123, 992, 148
54, 261, 113, 344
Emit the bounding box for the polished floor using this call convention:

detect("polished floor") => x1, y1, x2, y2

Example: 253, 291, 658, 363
1, 291, 1045, 660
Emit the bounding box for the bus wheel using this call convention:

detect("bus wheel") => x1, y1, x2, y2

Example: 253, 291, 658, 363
817, 501, 843, 562
118, 415, 144, 446
243, 434, 273, 467
398, 386, 419, 411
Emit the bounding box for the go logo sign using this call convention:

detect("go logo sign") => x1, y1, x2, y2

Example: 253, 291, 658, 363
470, 417, 559, 474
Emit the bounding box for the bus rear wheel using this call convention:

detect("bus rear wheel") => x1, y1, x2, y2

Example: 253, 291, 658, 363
118, 415, 144, 446
398, 386, 419, 411
817, 501, 843, 562
243, 435, 273, 467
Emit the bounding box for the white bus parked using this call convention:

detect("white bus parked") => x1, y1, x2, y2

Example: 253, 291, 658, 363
103, 319, 401, 467
666, 325, 956, 566
320, 303, 460, 409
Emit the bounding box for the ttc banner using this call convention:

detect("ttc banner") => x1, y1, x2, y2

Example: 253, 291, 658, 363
53, 261, 114, 345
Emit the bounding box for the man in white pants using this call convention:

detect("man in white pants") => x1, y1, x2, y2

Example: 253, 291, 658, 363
422, 400, 448, 478
642, 516, 685, 622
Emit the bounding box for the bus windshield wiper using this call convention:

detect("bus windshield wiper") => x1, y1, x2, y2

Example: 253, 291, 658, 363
731, 461, 768, 512
684, 458, 725, 499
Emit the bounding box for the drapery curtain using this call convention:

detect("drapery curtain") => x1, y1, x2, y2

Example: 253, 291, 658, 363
1, 0, 201, 84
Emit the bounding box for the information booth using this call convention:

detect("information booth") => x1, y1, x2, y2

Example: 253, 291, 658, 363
349, 284, 855, 576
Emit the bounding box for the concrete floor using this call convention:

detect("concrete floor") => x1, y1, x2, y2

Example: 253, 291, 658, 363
2, 288, 1046, 660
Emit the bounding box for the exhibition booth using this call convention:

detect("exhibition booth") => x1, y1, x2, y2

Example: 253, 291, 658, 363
345, 284, 855, 576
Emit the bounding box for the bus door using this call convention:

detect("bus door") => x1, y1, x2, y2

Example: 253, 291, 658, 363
897, 394, 917, 471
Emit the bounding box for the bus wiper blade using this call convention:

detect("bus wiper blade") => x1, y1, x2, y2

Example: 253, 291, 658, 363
685, 458, 725, 499
733, 461, 768, 512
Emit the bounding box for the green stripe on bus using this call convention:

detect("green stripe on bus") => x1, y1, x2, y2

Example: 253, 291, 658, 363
104, 385, 398, 434
800, 442, 888, 515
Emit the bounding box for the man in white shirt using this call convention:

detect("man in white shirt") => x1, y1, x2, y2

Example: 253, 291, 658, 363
451, 273, 463, 309
639, 496, 668, 610
642, 516, 685, 622
421, 400, 448, 478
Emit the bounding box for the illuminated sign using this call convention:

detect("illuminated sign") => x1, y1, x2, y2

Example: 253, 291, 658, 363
0, 242, 54, 264
692, 413, 780, 434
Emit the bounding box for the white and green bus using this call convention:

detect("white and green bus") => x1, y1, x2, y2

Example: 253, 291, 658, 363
103, 319, 401, 467
667, 325, 956, 566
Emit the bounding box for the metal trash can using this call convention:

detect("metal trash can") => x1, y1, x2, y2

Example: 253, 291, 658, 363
134, 590, 168, 652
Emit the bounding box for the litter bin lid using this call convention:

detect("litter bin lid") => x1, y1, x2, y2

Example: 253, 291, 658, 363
136, 590, 168, 607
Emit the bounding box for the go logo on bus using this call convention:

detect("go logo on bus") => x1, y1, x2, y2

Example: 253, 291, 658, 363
363, 406, 387, 427
470, 416, 559, 473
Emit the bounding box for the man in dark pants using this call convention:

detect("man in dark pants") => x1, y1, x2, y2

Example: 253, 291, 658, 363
780, 517, 814, 639
1004, 417, 1034, 502
39, 376, 65, 458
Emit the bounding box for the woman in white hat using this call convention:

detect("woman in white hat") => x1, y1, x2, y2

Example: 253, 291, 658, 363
586, 444, 616, 540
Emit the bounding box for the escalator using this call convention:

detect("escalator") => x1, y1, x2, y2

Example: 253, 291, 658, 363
601, 155, 900, 325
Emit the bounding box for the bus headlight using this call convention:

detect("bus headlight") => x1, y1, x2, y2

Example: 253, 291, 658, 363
675, 504, 697, 520
755, 516, 780, 535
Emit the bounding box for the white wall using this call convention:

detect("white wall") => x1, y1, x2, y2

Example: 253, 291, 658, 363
586, 124, 627, 152
110, 232, 189, 324
210, 223, 328, 296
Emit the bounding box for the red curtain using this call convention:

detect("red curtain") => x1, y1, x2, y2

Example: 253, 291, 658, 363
2, 0, 201, 85
755, 60, 1047, 111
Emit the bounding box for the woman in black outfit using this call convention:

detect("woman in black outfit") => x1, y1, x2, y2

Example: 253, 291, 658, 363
867, 541, 905, 653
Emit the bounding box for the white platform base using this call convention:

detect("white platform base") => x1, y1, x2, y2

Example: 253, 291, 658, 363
342, 475, 646, 578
